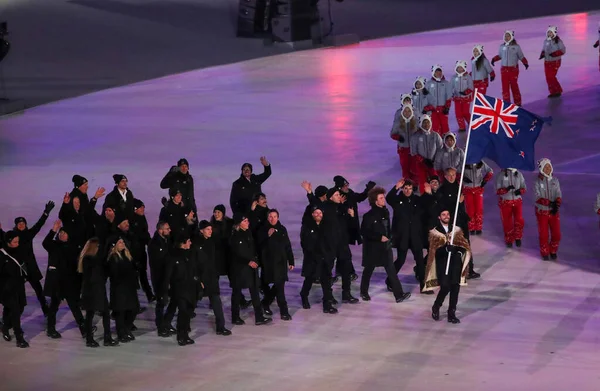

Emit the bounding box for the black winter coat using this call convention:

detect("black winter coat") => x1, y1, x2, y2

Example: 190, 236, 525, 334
210, 217, 233, 276
341, 187, 370, 245
148, 232, 170, 299
300, 219, 334, 278
0, 246, 27, 307
159, 200, 192, 242
257, 222, 294, 284
301, 193, 325, 226
13, 211, 49, 281
69, 187, 90, 215
130, 213, 151, 269
320, 201, 351, 259
194, 236, 220, 296
107, 252, 139, 311
42, 231, 80, 299
81, 255, 109, 311
386, 188, 425, 250
229, 165, 272, 215
164, 248, 202, 304
360, 206, 394, 268
58, 203, 90, 251
103, 186, 135, 220
432, 225, 465, 286
229, 228, 258, 289
160, 167, 197, 213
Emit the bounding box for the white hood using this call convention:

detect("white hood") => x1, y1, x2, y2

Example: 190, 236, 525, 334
431, 64, 443, 82
400, 93, 413, 105
443, 132, 456, 151
401, 104, 414, 121
538, 158, 553, 178
504, 30, 515, 46
547, 26, 557, 41
413, 76, 427, 91
455, 60, 468, 76
420, 114, 432, 133
473, 44, 484, 60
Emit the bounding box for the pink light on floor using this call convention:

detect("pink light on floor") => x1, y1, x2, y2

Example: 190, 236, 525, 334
564, 13, 588, 41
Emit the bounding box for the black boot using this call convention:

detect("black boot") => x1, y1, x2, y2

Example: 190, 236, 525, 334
396, 292, 411, 303
515, 239, 522, 247
360, 292, 371, 301
46, 328, 62, 339
2, 330, 12, 342
323, 301, 338, 314
550, 253, 558, 260
86, 339, 100, 348
216, 328, 232, 336
467, 270, 481, 279
15, 334, 29, 348
232, 318, 245, 326
542, 255, 550, 261
432, 304, 440, 321
103, 335, 119, 346
342, 293, 359, 304
255, 317, 273, 326
300, 295, 311, 309
447, 310, 460, 324
261, 301, 273, 316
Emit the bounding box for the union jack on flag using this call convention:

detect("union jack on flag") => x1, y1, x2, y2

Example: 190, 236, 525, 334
465, 92, 552, 171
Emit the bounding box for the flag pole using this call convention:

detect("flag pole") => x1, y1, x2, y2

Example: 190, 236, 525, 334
445, 88, 479, 275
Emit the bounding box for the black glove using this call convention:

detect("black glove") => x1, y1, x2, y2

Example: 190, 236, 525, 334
539, 53, 545, 60
463, 176, 472, 184
442, 107, 450, 115
514, 189, 522, 196
481, 180, 488, 188
491, 59, 496, 67
44, 201, 55, 215
424, 159, 434, 168
397, 135, 405, 143
550, 201, 559, 215
524, 63, 529, 70
459, 91, 467, 96
490, 74, 495, 82
365, 181, 376, 191
594, 42, 600, 49
506, 185, 515, 191
476, 162, 484, 169
422, 109, 428, 114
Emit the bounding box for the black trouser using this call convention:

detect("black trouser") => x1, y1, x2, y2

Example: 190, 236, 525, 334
390, 243, 425, 287
176, 299, 193, 340
138, 268, 154, 300
262, 282, 289, 315
335, 258, 356, 276
114, 310, 136, 338
85, 310, 111, 342
155, 300, 166, 329
47, 294, 84, 331
162, 299, 178, 330
231, 285, 262, 321
300, 260, 334, 307
434, 284, 460, 312
336, 244, 353, 295
361, 261, 405, 299
2, 303, 24, 336
29, 279, 48, 313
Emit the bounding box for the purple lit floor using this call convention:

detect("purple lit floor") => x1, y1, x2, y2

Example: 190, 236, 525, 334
1, 12, 600, 391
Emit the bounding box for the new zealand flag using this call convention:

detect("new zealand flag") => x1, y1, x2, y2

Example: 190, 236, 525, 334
465, 91, 551, 171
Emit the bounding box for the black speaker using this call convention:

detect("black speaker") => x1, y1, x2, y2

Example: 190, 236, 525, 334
271, 15, 312, 42
237, 0, 267, 37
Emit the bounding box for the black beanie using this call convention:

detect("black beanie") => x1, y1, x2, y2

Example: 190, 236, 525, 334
233, 213, 248, 225
113, 174, 127, 184
428, 175, 440, 183
241, 163, 253, 172
326, 187, 340, 200
169, 188, 182, 198
198, 220, 212, 230
4, 230, 18, 244
133, 199, 144, 210
333, 175, 349, 188
14, 217, 27, 226
72, 175, 88, 188
213, 204, 226, 215
115, 214, 129, 227
177, 158, 189, 167
314, 185, 328, 198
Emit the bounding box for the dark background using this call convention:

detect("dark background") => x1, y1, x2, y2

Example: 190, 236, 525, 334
0, 0, 597, 108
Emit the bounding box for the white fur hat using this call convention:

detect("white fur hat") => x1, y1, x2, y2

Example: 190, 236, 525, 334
455, 60, 468, 74
431, 64, 443, 78
401, 104, 414, 120
547, 26, 558, 38
473, 44, 484, 55
420, 114, 432, 129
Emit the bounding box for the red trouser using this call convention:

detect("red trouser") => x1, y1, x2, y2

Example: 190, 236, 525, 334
535, 209, 561, 257
544, 60, 562, 95
397, 147, 415, 182
430, 107, 449, 136
453, 97, 471, 131
501, 66, 521, 106
499, 199, 524, 244
464, 186, 484, 231
413, 157, 437, 194
473, 79, 489, 95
